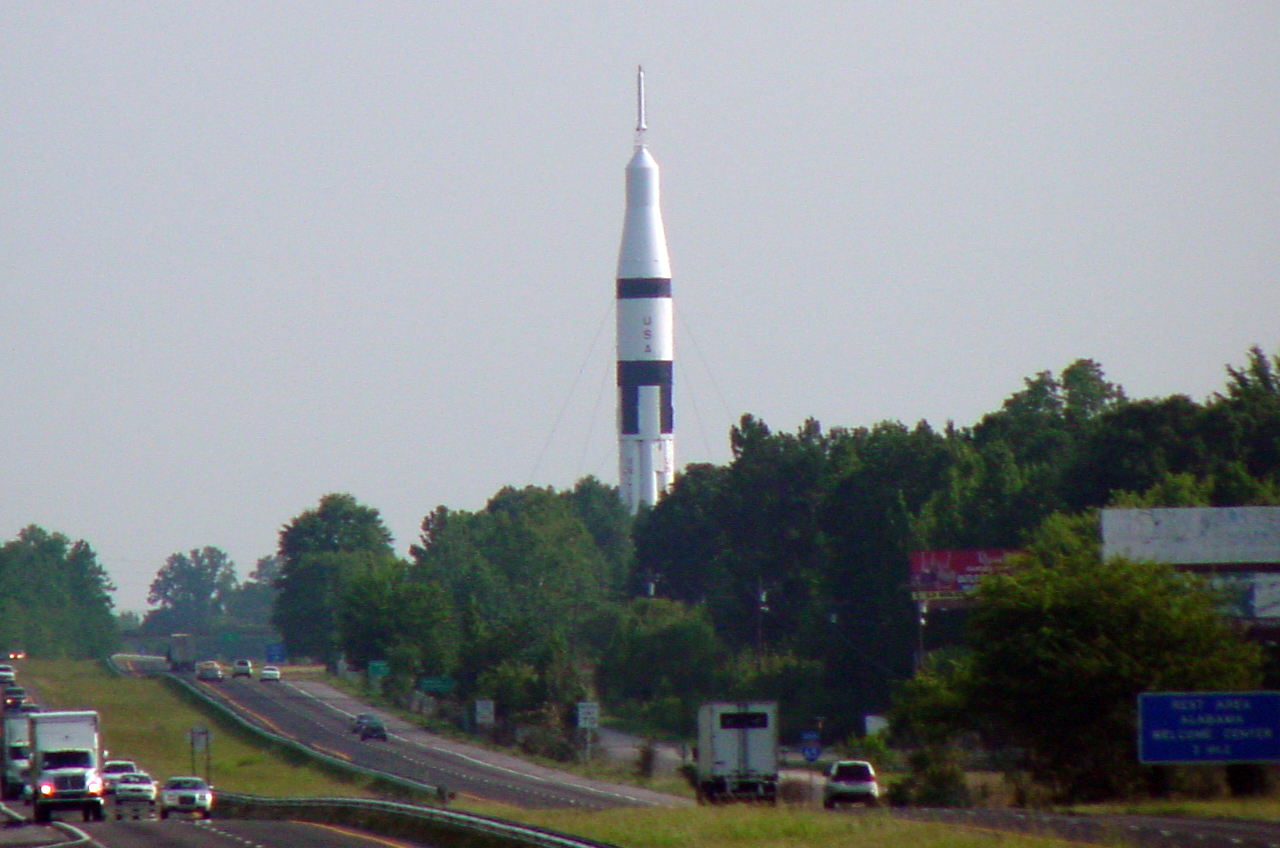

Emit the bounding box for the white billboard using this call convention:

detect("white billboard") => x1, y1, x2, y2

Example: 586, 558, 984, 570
1102, 507, 1280, 566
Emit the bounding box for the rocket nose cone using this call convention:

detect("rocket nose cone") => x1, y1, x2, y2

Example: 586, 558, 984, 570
627, 146, 658, 170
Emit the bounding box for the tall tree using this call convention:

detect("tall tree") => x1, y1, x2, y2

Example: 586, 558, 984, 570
143, 547, 238, 634
273, 494, 394, 664
0, 526, 117, 658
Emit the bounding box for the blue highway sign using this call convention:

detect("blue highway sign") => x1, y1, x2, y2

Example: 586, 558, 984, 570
800, 730, 822, 763
1139, 692, 1280, 764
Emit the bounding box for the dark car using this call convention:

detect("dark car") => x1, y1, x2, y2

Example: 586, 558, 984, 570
350, 713, 375, 734
2, 687, 25, 711
359, 719, 388, 741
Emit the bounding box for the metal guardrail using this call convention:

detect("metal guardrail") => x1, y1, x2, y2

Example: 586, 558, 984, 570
216, 792, 622, 848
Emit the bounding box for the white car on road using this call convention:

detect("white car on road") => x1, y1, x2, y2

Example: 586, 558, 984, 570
159, 776, 213, 819
113, 772, 157, 805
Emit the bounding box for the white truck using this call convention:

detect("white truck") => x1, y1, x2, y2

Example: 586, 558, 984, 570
2, 714, 29, 800
29, 711, 105, 822
694, 701, 779, 804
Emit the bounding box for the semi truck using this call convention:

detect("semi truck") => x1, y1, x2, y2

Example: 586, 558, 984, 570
1, 714, 29, 800
694, 701, 779, 804
29, 711, 105, 822
168, 633, 197, 672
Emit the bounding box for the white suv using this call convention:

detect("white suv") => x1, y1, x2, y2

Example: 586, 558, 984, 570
823, 760, 880, 808
232, 660, 253, 678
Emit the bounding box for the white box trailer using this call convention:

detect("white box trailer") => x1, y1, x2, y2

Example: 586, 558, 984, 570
29, 711, 104, 822
695, 701, 779, 803
1, 714, 29, 800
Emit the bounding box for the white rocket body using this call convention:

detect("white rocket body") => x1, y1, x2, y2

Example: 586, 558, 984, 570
616, 143, 674, 512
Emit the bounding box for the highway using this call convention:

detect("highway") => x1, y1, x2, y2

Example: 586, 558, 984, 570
175, 669, 683, 811
79, 817, 434, 848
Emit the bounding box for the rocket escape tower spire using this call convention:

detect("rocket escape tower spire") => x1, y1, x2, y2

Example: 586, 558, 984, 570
616, 66, 675, 512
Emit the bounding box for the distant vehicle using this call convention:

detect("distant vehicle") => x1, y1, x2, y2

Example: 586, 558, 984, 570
350, 713, 375, 734
0, 665, 14, 677
113, 772, 156, 807
3, 687, 26, 711
101, 759, 138, 794
0, 671, 15, 686
259, 666, 281, 682
195, 662, 224, 682
823, 759, 880, 808
6, 650, 25, 661
232, 660, 253, 678
168, 634, 196, 673
159, 775, 212, 818
695, 701, 779, 804
359, 719, 388, 741
1, 713, 30, 800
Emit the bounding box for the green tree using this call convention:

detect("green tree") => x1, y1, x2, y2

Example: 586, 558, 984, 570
0, 526, 117, 658
222, 555, 282, 628
273, 494, 394, 664
411, 485, 619, 709
901, 512, 1264, 801
599, 597, 722, 734
143, 547, 238, 634
336, 553, 458, 683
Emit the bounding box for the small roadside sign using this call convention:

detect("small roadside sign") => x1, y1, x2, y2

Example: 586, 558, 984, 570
800, 730, 822, 763
187, 725, 211, 751
418, 676, 455, 694
1139, 692, 1280, 764
475, 699, 495, 728
576, 701, 600, 730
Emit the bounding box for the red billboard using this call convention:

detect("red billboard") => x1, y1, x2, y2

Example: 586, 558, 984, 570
909, 549, 1017, 602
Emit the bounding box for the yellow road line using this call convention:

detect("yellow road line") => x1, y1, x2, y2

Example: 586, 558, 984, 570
313, 744, 353, 762
298, 820, 421, 848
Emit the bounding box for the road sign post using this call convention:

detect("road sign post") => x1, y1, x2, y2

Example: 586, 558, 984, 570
187, 726, 212, 782
577, 701, 600, 762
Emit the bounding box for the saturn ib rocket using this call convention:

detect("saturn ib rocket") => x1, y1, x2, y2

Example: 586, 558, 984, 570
616, 67, 674, 512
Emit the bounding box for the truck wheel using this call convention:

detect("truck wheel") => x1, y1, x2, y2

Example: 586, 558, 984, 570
159, 809, 168, 820
33, 805, 49, 824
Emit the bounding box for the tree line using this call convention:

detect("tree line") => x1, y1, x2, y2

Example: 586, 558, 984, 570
56, 342, 1269, 785
252, 345, 1280, 764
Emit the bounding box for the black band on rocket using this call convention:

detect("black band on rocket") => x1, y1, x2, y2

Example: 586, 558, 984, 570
617, 360, 673, 386
617, 278, 672, 298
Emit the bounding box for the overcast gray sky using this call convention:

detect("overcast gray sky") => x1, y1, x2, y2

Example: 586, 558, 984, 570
3, 3, 1277, 613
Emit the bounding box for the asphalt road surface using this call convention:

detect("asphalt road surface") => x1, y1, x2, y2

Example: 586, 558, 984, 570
73, 817, 438, 848
187, 672, 684, 810
895, 807, 1280, 848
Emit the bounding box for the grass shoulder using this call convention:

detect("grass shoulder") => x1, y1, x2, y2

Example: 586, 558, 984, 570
20, 658, 372, 797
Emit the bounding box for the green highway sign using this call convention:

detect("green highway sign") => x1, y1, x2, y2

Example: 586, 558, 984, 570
418, 676, 456, 694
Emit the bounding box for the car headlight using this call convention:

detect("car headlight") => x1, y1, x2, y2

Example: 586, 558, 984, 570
39, 782, 54, 796
88, 776, 103, 794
